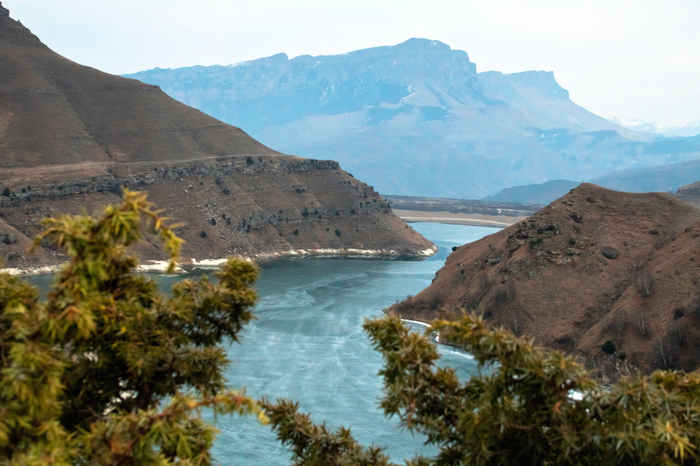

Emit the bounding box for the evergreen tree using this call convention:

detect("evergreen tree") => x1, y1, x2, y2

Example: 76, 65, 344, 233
264, 314, 700, 465
0, 190, 265, 465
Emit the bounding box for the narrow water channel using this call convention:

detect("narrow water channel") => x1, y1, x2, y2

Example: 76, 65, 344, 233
24, 222, 499, 465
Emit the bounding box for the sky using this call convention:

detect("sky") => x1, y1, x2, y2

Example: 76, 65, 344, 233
6, 0, 700, 127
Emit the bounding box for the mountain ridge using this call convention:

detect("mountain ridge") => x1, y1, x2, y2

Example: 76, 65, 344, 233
125, 38, 700, 199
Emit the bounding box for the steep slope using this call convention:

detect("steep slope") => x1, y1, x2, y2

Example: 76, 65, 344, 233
388, 184, 700, 379
0, 3, 277, 178
125, 39, 700, 199
0, 4, 434, 271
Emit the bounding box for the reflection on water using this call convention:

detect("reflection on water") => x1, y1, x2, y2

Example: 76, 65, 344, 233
25, 223, 499, 465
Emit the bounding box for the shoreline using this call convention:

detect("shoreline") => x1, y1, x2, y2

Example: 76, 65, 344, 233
1, 245, 439, 277
393, 209, 524, 228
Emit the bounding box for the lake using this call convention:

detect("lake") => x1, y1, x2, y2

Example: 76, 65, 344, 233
26, 222, 500, 465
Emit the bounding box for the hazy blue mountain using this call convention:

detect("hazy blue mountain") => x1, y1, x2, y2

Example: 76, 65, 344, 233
124, 39, 700, 198
481, 179, 581, 204
608, 116, 700, 137
589, 148, 700, 193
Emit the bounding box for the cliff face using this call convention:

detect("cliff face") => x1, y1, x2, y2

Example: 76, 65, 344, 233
125, 39, 700, 199
0, 8, 434, 270
389, 183, 700, 380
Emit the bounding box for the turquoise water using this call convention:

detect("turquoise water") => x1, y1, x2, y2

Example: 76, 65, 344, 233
25, 223, 499, 464
209, 223, 498, 465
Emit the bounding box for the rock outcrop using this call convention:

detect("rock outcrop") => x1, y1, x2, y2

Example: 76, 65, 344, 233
126, 39, 700, 199
388, 183, 700, 380
0, 9, 434, 272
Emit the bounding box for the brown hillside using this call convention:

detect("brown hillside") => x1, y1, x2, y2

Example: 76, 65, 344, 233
0, 4, 433, 269
389, 183, 700, 380
0, 3, 276, 179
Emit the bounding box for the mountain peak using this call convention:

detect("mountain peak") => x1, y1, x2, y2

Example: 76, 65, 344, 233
0, 2, 9, 17
396, 38, 451, 52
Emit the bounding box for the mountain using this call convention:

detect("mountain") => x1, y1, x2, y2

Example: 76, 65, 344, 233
125, 39, 700, 199
608, 116, 700, 138
486, 143, 700, 204
389, 183, 700, 379
0, 3, 434, 272
481, 179, 581, 204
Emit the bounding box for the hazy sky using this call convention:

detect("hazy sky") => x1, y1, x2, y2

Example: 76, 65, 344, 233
6, 0, 700, 127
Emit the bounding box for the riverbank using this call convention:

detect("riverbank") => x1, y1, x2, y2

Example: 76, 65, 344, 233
393, 209, 524, 228
1, 244, 439, 276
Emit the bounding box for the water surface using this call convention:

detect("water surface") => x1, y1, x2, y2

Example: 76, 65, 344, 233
26, 223, 499, 465
208, 223, 498, 465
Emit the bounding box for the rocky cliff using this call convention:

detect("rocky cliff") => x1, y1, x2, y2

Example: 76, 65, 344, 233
0, 6, 434, 272
125, 39, 700, 199
388, 183, 700, 380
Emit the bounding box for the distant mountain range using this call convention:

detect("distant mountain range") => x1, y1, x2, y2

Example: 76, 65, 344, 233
125, 39, 700, 199
483, 152, 700, 205
607, 116, 700, 138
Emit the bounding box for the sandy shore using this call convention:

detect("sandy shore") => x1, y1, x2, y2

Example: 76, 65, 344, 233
394, 209, 524, 228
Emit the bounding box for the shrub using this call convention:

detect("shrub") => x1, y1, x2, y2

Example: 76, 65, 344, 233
637, 267, 654, 296
199, 230, 207, 238
210, 218, 217, 226
452, 246, 458, 252
335, 229, 341, 237
2, 187, 9, 196
528, 237, 543, 249
0, 191, 263, 464
265, 314, 700, 465
601, 340, 616, 354
293, 229, 299, 236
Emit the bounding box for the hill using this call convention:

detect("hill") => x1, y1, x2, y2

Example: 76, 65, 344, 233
0, 3, 434, 272
387, 183, 700, 380
481, 179, 581, 204
125, 39, 700, 199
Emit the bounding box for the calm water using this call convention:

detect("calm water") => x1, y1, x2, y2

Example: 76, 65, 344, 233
27, 223, 499, 465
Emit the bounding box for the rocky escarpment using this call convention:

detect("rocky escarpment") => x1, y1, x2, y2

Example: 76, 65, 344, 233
388, 183, 700, 381
0, 154, 434, 273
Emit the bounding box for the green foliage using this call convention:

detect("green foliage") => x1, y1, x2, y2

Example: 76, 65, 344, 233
264, 313, 700, 465
602, 339, 617, 354
0, 190, 265, 465
528, 237, 543, 249
2, 187, 9, 196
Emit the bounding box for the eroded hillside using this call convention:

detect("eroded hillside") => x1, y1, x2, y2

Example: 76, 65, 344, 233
389, 183, 700, 380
